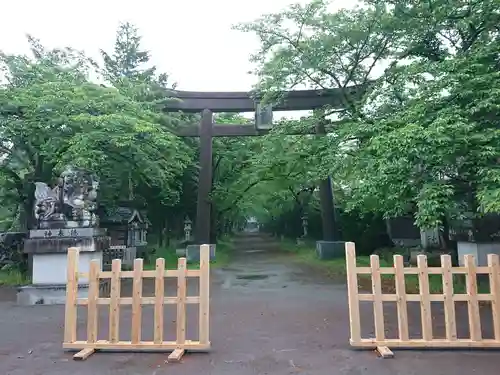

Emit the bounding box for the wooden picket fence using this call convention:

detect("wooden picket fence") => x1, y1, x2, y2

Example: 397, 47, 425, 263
345, 242, 500, 357
63, 245, 211, 361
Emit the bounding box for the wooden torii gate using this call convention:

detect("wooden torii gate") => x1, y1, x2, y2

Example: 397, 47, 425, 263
163, 86, 364, 245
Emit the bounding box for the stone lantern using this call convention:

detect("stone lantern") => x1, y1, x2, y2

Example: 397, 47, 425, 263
184, 216, 192, 242
129, 221, 139, 245
301, 214, 309, 238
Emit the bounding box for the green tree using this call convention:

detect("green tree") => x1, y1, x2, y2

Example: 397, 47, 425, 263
0, 36, 191, 230
236, 0, 500, 234
101, 22, 177, 105
343, 0, 500, 229
100, 22, 199, 244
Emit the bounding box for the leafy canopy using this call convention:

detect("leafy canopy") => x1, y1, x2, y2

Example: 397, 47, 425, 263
0, 35, 191, 229
233, 0, 500, 230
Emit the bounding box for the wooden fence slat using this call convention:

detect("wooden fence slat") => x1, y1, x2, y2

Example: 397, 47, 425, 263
465, 255, 481, 341
417, 255, 432, 341
394, 255, 409, 341
176, 257, 187, 346
345, 242, 361, 344
488, 254, 500, 341
154, 258, 165, 344
370, 255, 385, 341
87, 260, 100, 344
167, 256, 188, 363
64, 247, 79, 344
441, 254, 457, 341
79, 269, 201, 279
487, 254, 500, 341
351, 338, 500, 348
78, 296, 200, 305
109, 259, 122, 343
131, 258, 143, 344
199, 244, 210, 345
354, 266, 493, 276
64, 341, 211, 351
357, 293, 497, 303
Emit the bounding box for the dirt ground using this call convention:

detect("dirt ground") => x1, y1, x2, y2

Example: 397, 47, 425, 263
1, 251, 500, 375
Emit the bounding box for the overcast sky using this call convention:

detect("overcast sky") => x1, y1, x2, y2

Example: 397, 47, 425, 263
0, 0, 323, 91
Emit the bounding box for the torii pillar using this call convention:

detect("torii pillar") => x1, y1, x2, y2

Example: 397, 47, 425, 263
195, 109, 213, 245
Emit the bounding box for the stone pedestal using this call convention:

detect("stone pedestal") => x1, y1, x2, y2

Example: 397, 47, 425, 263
17, 283, 91, 305
32, 250, 103, 284
17, 228, 109, 305
457, 241, 500, 266
186, 244, 216, 263
316, 241, 346, 260
103, 245, 137, 270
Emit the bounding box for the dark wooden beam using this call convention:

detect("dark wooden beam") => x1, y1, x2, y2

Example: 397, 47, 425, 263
172, 119, 350, 137
163, 85, 368, 113
195, 109, 213, 244
175, 124, 265, 137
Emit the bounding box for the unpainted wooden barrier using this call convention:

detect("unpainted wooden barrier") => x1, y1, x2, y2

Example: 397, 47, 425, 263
345, 242, 500, 358
63, 245, 211, 361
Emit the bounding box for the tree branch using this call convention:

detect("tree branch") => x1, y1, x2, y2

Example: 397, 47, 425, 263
257, 27, 369, 121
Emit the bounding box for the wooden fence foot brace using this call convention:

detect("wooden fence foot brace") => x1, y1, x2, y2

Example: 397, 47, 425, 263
376, 346, 394, 359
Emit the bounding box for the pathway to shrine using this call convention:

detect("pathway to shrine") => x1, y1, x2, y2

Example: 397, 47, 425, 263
1, 234, 500, 374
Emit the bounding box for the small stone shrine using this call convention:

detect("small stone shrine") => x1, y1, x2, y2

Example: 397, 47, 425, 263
17, 167, 110, 305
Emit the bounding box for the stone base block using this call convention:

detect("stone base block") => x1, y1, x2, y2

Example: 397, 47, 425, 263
186, 244, 216, 263
123, 247, 137, 268
17, 283, 89, 305
316, 241, 346, 260
32, 251, 102, 285
176, 248, 186, 257
457, 241, 500, 266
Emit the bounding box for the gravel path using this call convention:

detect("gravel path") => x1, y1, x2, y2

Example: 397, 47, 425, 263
1, 250, 500, 375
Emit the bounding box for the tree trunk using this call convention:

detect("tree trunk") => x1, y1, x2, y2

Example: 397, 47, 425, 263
439, 215, 451, 250
19, 203, 30, 231
164, 217, 170, 247
158, 224, 164, 247
209, 204, 217, 244
21, 194, 36, 231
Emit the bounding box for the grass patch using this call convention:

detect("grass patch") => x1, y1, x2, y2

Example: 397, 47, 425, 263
213, 237, 232, 267
144, 236, 234, 270
0, 268, 30, 286
143, 246, 180, 270
281, 241, 490, 294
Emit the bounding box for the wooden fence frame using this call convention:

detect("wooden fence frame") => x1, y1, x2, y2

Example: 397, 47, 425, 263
63, 245, 211, 361
345, 242, 500, 357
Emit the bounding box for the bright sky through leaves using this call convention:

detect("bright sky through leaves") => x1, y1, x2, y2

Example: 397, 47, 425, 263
0, 0, 348, 91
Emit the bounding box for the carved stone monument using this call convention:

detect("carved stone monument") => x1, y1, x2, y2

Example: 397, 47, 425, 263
17, 167, 110, 305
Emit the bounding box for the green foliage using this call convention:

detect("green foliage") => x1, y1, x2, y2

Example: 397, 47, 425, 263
143, 236, 233, 270
143, 245, 180, 270
1, 1, 499, 255
232, 0, 500, 232
0, 31, 192, 231
282, 242, 486, 294
0, 268, 30, 286
98, 22, 202, 241
100, 22, 178, 110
